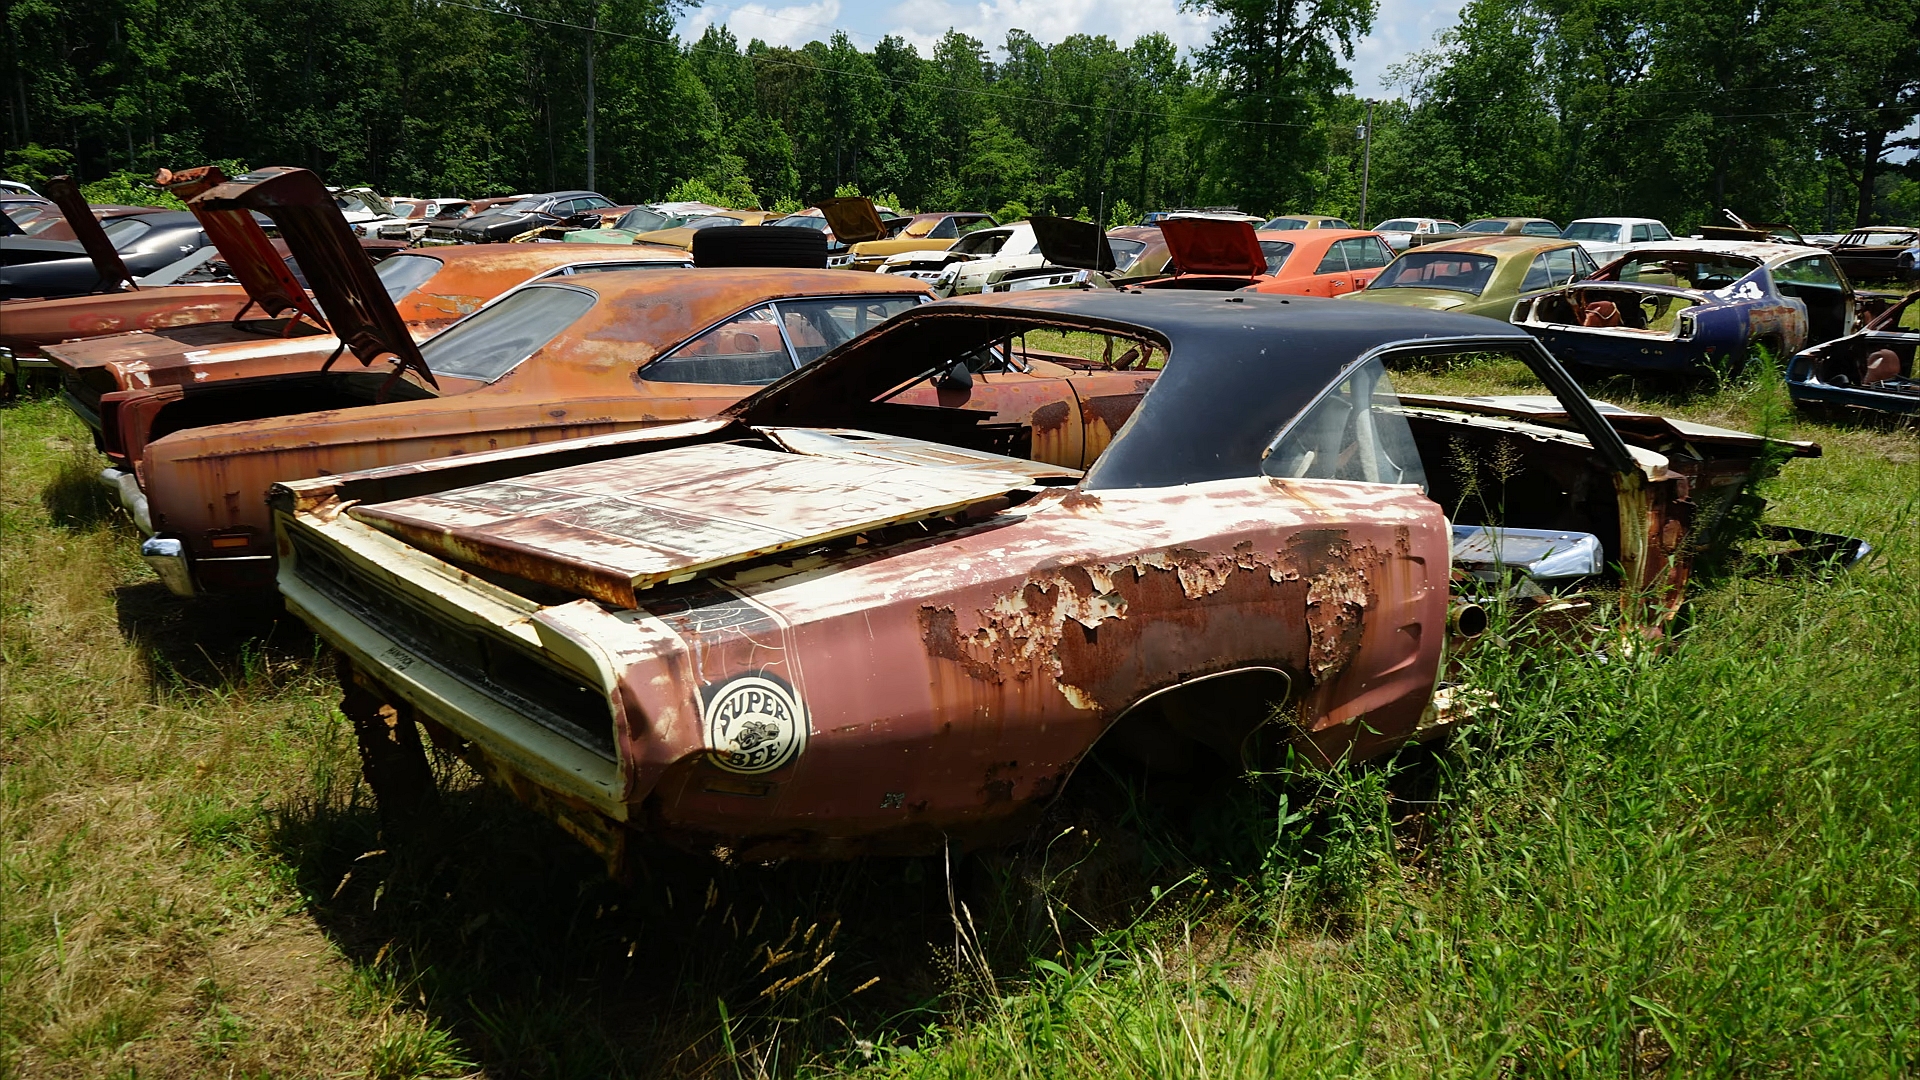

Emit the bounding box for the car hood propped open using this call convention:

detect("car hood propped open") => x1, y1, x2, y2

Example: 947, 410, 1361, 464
41, 176, 135, 293
191, 167, 434, 387
159, 165, 326, 327
1031, 216, 1117, 272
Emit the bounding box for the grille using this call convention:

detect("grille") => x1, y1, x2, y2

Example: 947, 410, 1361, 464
292, 529, 617, 758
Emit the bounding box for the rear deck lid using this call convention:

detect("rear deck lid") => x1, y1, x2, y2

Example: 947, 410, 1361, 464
349, 441, 1036, 606
192, 167, 434, 387
1397, 394, 1821, 457
158, 165, 326, 327
1158, 218, 1266, 277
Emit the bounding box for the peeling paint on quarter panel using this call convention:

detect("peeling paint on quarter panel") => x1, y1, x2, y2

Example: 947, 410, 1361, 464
572, 474, 1447, 853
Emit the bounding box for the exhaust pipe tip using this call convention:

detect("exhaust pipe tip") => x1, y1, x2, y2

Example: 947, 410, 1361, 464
1449, 601, 1489, 640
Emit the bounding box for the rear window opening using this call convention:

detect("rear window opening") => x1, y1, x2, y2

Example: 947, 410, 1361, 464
1368, 252, 1498, 295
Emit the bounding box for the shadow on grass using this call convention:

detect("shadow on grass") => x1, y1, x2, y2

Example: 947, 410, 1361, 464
40, 445, 124, 530
112, 583, 323, 692
272, 781, 960, 1079
264, 737, 1447, 1079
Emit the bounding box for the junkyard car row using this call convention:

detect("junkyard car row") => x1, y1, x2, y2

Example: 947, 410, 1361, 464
4, 165, 1907, 872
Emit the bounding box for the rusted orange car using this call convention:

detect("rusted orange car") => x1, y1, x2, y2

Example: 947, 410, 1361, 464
76, 169, 1170, 597
50, 171, 692, 444
270, 290, 1840, 867
110, 265, 924, 594
2, 167, 314, 390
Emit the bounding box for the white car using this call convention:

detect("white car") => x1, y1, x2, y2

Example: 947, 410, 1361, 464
330, 186, 416, 240
1562, 217, 1673, 264
877, 223, 1045, 295
1373, 218, 1462, 252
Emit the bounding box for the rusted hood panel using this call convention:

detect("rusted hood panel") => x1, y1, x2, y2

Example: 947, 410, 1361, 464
348, 441, 1039, 606
159, 165, 325, 325
42, 176, 134, 292
193, 167, 433, 386
0, 286, 252, 357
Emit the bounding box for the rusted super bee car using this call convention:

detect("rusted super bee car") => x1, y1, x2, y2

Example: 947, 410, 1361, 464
273, 290, 1823, 868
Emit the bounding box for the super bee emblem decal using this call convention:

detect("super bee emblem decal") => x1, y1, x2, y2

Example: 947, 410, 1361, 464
702, 674, 808, 775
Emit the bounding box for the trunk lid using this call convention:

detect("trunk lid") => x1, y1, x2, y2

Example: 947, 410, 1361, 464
348, 439, 1038, 606
1158, 218, 1266, 277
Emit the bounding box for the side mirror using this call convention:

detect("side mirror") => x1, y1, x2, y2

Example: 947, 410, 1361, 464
937, 360, 973, 391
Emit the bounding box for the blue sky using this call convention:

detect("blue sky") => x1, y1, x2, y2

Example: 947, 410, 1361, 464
674, 0, 1469, 99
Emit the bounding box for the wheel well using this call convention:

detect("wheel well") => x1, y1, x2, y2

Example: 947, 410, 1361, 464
1074, 667, 1297, 784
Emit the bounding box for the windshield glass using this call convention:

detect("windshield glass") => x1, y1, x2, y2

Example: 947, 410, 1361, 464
903, 216, 942, 238
772, 215, 829, 231
1368, 251, 1499, 294
1611, 252, 1760, 290
615, 207, 668, 232
954, 230, 1010, 256
1264, 219, 1304, 230
1462, 220, 1510, 233
505, 197, 548, 214
1259, 240, 1295, 274
334, 191, 389, 215
375, 254, 444, 303
420, 283, 597, 382
1376, 220, 1417, 232
685, 216, 740, 231
1108, 237, 1148, 271
1563, 221, 1621, 242
103, 218, 153, 247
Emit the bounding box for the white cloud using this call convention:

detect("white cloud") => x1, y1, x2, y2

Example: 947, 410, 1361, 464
675, 0, 1466, 98
682, 0, 847, 50
1348, 0, 1465, 96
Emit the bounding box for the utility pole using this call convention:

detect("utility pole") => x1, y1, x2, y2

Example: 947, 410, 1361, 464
1358, 99, 1375, 229
585, 5, 597, 191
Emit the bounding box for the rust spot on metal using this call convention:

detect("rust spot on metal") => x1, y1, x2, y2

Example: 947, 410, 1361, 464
1032, 400, 1071, 434
1080, 393, 1145, 435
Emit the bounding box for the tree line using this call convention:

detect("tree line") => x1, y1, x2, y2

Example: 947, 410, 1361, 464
3, 0, 1915, 232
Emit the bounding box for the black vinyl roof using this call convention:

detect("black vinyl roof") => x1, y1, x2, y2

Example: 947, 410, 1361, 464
733, 289, 1538, 489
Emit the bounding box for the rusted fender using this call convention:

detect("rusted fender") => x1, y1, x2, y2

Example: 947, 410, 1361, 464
564, 476, 1446, 858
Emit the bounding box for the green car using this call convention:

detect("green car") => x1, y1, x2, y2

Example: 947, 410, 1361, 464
1342, 234, 1598, 320
563, 206, 714, 245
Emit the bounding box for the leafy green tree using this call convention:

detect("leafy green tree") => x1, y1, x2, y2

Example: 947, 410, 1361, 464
1188, 0, 1378, 214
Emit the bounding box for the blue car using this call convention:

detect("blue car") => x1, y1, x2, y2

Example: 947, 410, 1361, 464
1787, 289, 1920, 414
1510, 241, 1860, 374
